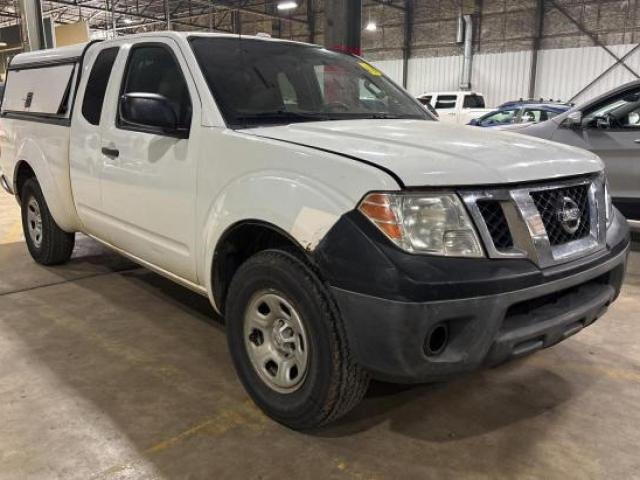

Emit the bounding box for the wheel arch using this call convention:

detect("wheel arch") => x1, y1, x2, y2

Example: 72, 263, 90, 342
211, 219, 312, 313
13, 160, 36, 203
11, 137, 82, 233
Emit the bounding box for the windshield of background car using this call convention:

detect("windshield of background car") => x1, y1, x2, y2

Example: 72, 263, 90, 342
189, 37, 430, 128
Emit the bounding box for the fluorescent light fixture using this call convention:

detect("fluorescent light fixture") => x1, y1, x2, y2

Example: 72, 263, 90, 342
277, 1, 298, 10
123, 18, 133, 24
365, 21, 377, 32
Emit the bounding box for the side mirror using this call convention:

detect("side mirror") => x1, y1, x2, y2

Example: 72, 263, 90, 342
595, 116, 613, 129
562, 110, 583, 128
119, 93, 186, 137
468, 118, 479, 126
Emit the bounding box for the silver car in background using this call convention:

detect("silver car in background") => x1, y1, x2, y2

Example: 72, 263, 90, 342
505, 81, 640, 226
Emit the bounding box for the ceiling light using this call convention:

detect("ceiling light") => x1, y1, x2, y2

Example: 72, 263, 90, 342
123, 18, 133, 24
365, 21, 377, 32
277, 1, 298, 11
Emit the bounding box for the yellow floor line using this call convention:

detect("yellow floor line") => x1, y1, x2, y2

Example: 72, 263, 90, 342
93, 401, 267, 479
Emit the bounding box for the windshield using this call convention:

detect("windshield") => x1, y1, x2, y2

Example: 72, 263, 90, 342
189, 37, 430, 128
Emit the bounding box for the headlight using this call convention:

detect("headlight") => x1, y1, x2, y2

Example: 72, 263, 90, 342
604, 179, 613, 228
358, 192, 484, 257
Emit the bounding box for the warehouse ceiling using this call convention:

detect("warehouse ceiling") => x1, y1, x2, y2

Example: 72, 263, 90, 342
0, 0, 311, 35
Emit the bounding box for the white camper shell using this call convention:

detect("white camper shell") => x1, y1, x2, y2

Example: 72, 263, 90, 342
2, 43, 89, 122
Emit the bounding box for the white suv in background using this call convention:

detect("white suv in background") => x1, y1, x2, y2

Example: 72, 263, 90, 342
417, 91, 491, 124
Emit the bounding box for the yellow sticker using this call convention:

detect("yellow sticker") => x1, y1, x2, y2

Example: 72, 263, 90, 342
358, 61, 383, 77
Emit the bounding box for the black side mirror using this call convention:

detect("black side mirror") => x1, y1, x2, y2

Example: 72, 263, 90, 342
119, 93, 186, 137
468, 118, 479, 126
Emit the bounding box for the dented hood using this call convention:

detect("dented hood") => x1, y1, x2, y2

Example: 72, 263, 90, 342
243, 119, 603, 187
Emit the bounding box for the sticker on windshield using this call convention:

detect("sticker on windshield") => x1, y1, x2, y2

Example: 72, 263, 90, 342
358, 62, 383, 77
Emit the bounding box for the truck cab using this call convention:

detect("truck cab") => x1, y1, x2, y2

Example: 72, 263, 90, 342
417, 90, 491, 124
0, 33, 630, 430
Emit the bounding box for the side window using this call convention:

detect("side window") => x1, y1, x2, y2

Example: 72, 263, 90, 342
120, 45, 192, 131
435, 95, 457, 109
584, 89, 640, 129
521, 108, 546, 123
277, 72, 298, 107
463, 94, 485, 109
82, 47, 119, 125
480, 108, 518, 126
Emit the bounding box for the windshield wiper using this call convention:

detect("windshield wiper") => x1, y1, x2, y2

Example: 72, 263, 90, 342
236, 110, 333, 124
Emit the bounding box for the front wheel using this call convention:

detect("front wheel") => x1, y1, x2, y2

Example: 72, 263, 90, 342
225, 250, 369, 429
21, 177, 75, 265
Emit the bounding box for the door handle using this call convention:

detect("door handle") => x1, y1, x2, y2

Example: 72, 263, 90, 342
101, 147, 120, 158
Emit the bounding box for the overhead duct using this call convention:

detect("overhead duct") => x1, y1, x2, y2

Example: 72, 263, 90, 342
459, 14, 473, 90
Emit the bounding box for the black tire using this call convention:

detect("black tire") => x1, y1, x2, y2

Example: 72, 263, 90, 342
21, 177, 75, 266
226, 249, 369, 430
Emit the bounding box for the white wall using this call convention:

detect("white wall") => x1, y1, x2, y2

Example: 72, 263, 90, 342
370, 43, 640, 108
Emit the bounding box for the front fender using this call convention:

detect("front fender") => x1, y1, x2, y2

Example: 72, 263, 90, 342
200, 170, 359, 297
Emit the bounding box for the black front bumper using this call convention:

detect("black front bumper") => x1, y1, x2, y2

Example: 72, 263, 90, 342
314, 209, 630, 383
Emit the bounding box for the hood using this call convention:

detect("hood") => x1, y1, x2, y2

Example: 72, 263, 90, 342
242, 120, 602, 187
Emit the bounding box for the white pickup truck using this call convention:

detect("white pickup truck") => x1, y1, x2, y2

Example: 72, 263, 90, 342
0, 33, 630, 429
417, 90, 492, 124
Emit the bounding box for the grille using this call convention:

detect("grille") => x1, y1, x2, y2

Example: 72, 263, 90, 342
477, 200, 513, 250
530, 184, 591, 246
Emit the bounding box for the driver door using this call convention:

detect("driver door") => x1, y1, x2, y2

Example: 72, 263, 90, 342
98, 39, 200, 281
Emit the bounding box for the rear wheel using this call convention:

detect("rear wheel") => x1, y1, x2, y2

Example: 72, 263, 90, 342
21, 178, 75, 265
226, 249, 369, 429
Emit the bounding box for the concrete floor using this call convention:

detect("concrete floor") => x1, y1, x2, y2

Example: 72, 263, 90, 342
1, 193, 640, 480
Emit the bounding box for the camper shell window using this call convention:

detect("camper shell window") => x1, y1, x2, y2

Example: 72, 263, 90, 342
1, 62, 78, 118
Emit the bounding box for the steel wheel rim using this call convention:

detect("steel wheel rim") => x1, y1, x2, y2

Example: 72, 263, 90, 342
243, 290, 309, 394
26, 197, 43, 249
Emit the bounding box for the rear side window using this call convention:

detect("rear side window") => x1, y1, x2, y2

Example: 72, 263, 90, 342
82, 47, 119, 125
435, 95, 457, 109
463, 94, 485, 109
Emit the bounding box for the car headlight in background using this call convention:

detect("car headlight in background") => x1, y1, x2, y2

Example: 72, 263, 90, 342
358, 192, 484, 257
604, 179, 613, 228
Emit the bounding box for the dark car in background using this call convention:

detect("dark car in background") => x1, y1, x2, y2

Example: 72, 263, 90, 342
468, 102, 571, 128
497, 98, 570, 109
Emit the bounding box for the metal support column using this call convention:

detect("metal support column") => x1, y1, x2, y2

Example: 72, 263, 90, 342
231, 9, 241, 34
164, 0, 172, 30
111, 0, 117, 34
402, 0, 413, 88
324, 0, 362, 54
307, 0, 315, 44
528, 0, 545, 98
18, 0, 44, 51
